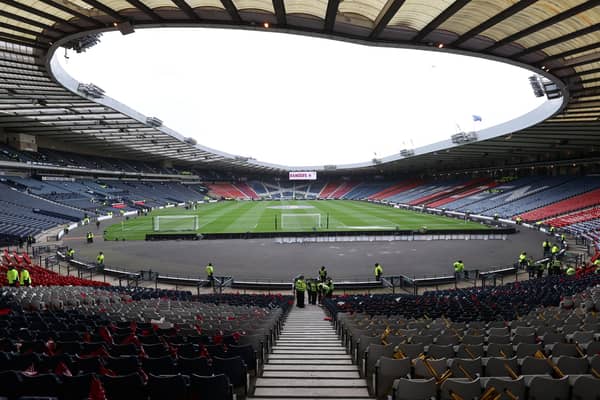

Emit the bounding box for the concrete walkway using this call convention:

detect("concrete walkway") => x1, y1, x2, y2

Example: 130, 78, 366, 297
252, 304, 372, 399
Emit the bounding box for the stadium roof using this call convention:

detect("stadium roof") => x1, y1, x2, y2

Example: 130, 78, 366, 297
0, 0, 599, 174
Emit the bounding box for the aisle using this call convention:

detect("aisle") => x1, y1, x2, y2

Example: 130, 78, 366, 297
252, 304, 372, 399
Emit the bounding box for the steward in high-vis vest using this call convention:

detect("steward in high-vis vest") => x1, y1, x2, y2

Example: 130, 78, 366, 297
519, 252, 528, 269
566, 266, 576, 276
551, 244, 560, 259
307, 279, 318, 305
6, 266, 18, 287
19, 267, 31, 287
295, 276, 306, 308
86, 232, 94, 244
515, 216, 523, 225
593, 259, 600, 273
319, 266, 327, 282
96, 252, 105, 268
453, 260, 465, 280
324, 278, 334, 298
205, 263, 214, 288
542, 240, 551, 257
67, 248, 75, 259
374, 263, 383, 281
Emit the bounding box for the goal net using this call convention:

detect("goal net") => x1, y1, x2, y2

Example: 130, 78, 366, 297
153, 215, 199, 232
281, 213, 322, 230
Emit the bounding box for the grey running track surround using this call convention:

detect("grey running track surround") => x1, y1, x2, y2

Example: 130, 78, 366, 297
252, 305, 372, 399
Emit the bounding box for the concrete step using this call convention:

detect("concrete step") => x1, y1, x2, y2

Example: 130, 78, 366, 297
269, 354, 351, 360
252, 306, 372, 399
263, 364, 359, 371
272, 350, 347, 355
267, 359, 353, 365
256, 378, 367, 388
274, 347, 345, 351
262, 371, 360, 378
254, 387, 371, 397
252, 398, 372, 400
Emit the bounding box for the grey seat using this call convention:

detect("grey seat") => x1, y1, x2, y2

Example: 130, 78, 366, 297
488, 335, 511, 344
374, 356, 411, 399
485, 356, 518, 377
515, 342, 542, 358
461, 335, 484, 345
482, 376, 526, 400
542, 332, 565, 345
440, 377, 481, 400
513, 326, 536, 336
393, 377, 436, 400
512, 334, 536, 345
486, 343, 513, 357
528, 375, 570, 400
570, 331, 595, 344
413, 357, 447, 379
455, 344, 484, 359
427, 344, 455, 359
356, 335, 381, 365
520, 355, 552, 375
396, 343, 424, 359
448, 357, 482, 379
411, 335, 434, 346
364, 344, 394, 379
435, 334, 459, 346
556, 355, 588, 374
551, 342, 580, 357
571, 374, 600, 400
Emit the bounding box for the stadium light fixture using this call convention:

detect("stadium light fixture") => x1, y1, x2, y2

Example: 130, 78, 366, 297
263, 22, 270, 28
400, 149, 415, 157
114, 20, 135, 35
437, 43, 444, 48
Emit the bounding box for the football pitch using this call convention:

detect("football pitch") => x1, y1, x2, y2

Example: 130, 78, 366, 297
104, 200, 489, 240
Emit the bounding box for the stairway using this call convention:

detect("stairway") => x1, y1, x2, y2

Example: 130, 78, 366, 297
252, 305, 372, 399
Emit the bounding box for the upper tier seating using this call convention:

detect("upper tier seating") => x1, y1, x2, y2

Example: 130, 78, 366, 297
485, 176, 600, 218
545, 207, 600, 228
519, 187, 600, 222
451, 176, 573, 214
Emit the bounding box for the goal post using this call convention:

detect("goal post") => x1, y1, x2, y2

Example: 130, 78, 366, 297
152, 215, 199, 232
280, 213, 322, 230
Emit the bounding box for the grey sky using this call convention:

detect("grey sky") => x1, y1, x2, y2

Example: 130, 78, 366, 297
59, 28, 548, 166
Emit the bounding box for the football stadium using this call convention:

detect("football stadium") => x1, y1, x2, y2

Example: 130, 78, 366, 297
1, 1, 600, 399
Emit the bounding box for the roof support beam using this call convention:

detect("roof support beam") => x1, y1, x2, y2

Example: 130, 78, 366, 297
513, 23, 600, 59
272, 0, 286, 26
552, 51, 600, 72
324, 0, 341, 32
2, 0, 80, 30
537, 41, 600, 66
0, 32, 47, 49
0, 22, 55, 43
37, 0, 104, 27
0, 9, 67, 34
171, 0, 201, 21
220, 0, 242, 23
484, 0, 600, 52
412, 0, 469, 43
77, 0, 125, 21
451, 0, 537, 47
369, 0, 406, 39
124, 0, 163, 22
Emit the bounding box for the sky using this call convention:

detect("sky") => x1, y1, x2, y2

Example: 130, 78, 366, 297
58, 28, 548, 167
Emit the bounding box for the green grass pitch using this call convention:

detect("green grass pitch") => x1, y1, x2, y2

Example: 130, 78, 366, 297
104, 200, 489, 240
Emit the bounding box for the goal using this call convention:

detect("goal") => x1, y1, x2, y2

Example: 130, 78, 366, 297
153, 215, 199, 232
280, 213, 322, 230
